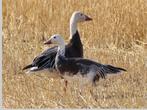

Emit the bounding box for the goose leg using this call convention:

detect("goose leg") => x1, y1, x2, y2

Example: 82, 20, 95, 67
65, 80, 68, 88
92, 74, 100, 86
59, 73, 68, 93
79, 82, 84, 95
63, 80, 68, 93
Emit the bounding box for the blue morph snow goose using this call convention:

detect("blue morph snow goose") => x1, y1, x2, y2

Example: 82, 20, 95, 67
44, 34, 126, 86
23, 11, 92, 72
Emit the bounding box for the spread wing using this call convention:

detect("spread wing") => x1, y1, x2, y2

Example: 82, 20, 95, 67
23, 46, 58, 71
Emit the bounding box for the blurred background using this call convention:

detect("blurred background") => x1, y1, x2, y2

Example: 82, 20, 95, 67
2, 0, 147, 108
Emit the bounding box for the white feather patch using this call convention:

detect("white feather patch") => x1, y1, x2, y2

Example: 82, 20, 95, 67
30, 67, 38, 71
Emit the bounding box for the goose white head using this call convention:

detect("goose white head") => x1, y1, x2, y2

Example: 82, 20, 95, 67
44, 34, 65, 57
70, 11, 92, 38
70, 11, 92, 23
44, 34, 65, 46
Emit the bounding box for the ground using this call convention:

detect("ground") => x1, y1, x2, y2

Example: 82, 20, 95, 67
2, 0, 147, 108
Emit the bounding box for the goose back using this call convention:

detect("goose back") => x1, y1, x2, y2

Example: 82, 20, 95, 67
65, 30, 83, 57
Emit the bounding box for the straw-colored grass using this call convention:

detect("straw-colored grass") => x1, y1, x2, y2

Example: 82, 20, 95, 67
2, 0, 147, 108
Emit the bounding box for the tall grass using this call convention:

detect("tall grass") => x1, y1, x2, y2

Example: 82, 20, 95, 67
2, 0, 147, 108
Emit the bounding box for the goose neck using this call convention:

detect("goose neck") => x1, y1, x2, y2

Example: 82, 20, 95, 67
70, 17, 77, 39
57, 42, 65, 57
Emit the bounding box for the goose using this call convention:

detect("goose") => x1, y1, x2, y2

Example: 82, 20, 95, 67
23, 11, 92, 72
44, 34, 126, 86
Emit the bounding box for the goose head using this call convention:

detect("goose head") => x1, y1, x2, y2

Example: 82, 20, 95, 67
71, 11, 92, 23
70, 11, 92, 37
44, 34, 65, 46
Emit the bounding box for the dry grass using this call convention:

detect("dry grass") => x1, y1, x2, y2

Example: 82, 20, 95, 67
2, 0, 147, 108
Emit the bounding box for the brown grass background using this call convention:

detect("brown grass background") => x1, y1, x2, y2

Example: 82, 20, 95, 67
2, 0, 147, 108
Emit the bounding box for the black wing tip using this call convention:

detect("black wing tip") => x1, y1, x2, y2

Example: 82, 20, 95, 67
105, 65, 127, 73
117, 67, 127, 72
22, 64, 33, 70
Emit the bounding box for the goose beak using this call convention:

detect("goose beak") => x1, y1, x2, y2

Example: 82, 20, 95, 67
44, 40, 52, 45
85, 15, 92, 21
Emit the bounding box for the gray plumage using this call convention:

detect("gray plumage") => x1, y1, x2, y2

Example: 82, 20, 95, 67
47, 34, 126, 86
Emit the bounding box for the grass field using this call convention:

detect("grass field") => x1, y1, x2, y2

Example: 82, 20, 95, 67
2, 0, 147, 108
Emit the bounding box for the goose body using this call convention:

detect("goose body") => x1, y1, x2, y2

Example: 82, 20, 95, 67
45, 34, 126, 85
23, 11, 92, 72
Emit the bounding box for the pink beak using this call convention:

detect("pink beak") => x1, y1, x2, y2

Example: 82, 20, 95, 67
44, 39, 52, 45
85, 15, 92, 21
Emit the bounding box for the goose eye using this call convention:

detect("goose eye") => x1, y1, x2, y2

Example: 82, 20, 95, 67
80, 14, 83, 16
54, 36, 56, 39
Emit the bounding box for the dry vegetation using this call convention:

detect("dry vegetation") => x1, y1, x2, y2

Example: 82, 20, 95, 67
2, 0, 147, 108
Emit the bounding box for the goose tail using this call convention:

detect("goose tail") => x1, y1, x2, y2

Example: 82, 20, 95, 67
105, 65, 126, 74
